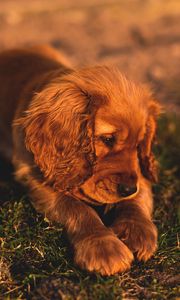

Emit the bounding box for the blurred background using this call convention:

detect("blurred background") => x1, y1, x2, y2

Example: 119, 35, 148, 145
0, 0, 180, 112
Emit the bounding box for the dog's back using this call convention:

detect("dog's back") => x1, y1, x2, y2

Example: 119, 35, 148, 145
0, 45, 70, 158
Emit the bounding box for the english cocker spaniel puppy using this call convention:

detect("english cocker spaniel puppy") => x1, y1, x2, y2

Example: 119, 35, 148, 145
0, 45, 160, 275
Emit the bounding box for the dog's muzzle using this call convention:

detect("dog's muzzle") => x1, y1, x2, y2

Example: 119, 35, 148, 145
96, 171, 139, 200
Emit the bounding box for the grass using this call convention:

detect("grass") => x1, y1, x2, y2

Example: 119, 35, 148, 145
0, 113, 179, 300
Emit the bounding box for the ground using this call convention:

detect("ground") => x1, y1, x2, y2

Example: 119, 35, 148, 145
0, 0, 179, 299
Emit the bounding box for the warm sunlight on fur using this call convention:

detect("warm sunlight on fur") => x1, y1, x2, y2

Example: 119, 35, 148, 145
0, 45, 160, 275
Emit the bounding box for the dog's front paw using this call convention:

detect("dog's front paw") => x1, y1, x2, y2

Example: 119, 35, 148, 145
111, 219, 157, 261
74, 233, 134, 275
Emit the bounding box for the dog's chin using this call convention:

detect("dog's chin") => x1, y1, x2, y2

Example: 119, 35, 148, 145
72, 179, 139, 205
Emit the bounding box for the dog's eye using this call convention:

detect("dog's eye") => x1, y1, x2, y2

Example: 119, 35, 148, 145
100, 135, 116, 148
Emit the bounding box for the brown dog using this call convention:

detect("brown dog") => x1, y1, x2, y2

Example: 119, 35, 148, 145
0, 45, 160, 275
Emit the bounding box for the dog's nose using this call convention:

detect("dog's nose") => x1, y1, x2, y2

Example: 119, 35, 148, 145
117, 184, 137, 198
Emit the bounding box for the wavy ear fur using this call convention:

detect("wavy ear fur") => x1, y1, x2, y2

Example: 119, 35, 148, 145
15, 74, 103, 191
138, 100, 161, 182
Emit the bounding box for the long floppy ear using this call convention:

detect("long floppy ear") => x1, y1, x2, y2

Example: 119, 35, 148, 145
138, 100, 161, 182
15, 78, 97, 191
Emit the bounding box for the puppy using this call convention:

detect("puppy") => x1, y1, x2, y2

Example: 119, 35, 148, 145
0, 45, 160, 275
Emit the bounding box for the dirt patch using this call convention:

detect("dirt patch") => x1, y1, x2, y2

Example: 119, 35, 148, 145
0, 0, 180, 112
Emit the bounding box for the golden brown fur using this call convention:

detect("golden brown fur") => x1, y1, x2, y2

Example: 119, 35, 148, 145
0, 45, 160, 275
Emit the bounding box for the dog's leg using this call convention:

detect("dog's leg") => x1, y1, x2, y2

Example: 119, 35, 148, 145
110, 180, 157, 261
35, 189, 134, 275
55, 195, 134, 275
19, 173, 134, 275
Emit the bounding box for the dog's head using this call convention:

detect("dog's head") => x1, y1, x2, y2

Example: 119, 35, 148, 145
18, 66, 160, 204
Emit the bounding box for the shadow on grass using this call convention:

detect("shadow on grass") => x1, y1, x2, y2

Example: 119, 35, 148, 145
0, 156, 27, 204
